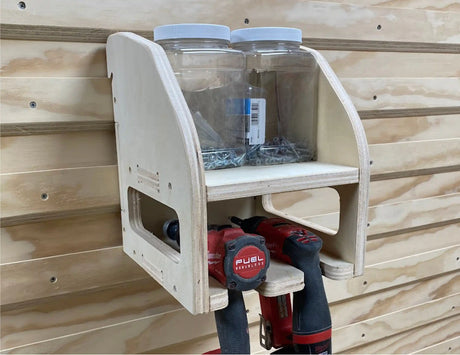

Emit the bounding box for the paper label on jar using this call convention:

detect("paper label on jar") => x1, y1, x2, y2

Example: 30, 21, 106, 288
246, 98, 266, 145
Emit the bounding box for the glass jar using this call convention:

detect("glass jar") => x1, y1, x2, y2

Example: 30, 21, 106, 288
231, 27, 319, 165
154, 24, 247, 170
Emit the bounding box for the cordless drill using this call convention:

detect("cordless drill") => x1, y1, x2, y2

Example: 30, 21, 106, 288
163, 220, 270, 354
231, 216, 332, 354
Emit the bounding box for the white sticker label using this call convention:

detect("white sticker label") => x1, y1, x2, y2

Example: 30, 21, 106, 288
247, 98, 266, 145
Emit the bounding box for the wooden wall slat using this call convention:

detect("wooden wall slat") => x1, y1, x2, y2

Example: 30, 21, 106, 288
0, 247, 148, 306
370, 139, 460, 177
0, 40, 106, 77
0, 78, 113, 125
363, 115, 460, 144
2, 1, 460, 44
0, 131, 116, 173
319, 0, 460, 13
0, 166, 119, 226
366, 223, 460, 265
413, 335, 460, 354
1, 279, 172, 349
3, 40, 460, 79
322, 51, 460, 78
273, 170, 460, 216
306, 193, 460, 236
5, 277, 458, 354
342, 316, 460, 354
332, 294, 460, 352
0, 212, 121, 264
341, 78, 460, 111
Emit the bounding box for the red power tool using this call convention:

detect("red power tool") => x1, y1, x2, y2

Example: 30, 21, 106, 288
231, 216, 332, 355
163, 220, 270, 354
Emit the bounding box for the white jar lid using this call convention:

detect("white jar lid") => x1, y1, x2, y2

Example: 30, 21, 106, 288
154, 24, 231, 41
231, 27, 302, 43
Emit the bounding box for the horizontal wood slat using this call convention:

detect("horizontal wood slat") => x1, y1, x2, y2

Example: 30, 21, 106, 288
0, 247, 148, 306
3, 40, 460, 79
0, 78, 113, 126
366, 223, 460, 265
2, 1, 460, 44
305, 193, 460, 236
332, 294, 460, 352
413, 334, 460, 354
0, 166, 119, 226
363, 114, 460, 144
3, 77, 460, 135
370, 139, 460, 177
0, 131, 116, 173
343, 315, 460, 354
319, 0, 460, 12
0, 40, 107, 77
341, 78, 460, 111
322, 51, 460, 78
4, 271, 458, 354
0, 212, 122, 264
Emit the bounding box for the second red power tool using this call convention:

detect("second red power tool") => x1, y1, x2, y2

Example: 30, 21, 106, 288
231, 216, 332, 354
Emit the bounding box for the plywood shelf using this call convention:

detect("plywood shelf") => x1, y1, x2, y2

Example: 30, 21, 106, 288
206, 162, 359, 202
106, 32, 370, 314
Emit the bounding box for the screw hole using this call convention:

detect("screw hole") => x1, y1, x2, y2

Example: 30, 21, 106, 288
377, 24, 382, 30
452, 306, 455, 310
173, 285, 177, 292
133, 250, 136, 255
448, 347, 452, 351
168, 182, 172, 190
29, 101, 37, 108
367, 223, 370, 227
41, 193, 49, 201
50, 276, 57, 283
18, 1, 26, 10
370, 160, 373, 165
361, 333, 366, 337
244, 18, 250, 24
373, 95, 377, 100
363, 280, 368, 286
456, 257, 459, 261
113, 97, 117, 103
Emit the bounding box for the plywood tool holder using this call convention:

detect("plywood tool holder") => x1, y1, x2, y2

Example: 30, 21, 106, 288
106, 32, 370, 315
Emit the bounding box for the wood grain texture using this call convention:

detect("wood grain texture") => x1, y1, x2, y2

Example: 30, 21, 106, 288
343, 315, 460, 354
5, 276, 458, 354
1, 40, 106, 77
0, 212, 122, 263
3, 1, 460, 44
0, 78, 113, 125
303, 193, 460, 236
363, 114, 460, 144
329, 272, 459, 328
324, 245, 460, 303
413, 334, 460, 354
0, 166, 119, 226
321, 51, 460, 78
0, 131, 116, 173
320, 0, 460, 12
370, 139, 460, 177
366, 223, 460, 265
332, 294, 460, 352
1, 279, 173, 349
342, 78, 460, 111
0, 246, 148, 306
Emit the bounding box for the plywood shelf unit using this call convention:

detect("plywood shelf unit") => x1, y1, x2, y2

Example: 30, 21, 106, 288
106, 32, 370, 315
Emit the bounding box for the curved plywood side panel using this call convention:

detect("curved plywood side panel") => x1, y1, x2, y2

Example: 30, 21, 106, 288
265, 47, 370, 278
106, 32, 209, 314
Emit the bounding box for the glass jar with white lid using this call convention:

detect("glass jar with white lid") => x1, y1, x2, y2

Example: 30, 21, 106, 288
231, 27, 319, 166
154, 24, 247, 170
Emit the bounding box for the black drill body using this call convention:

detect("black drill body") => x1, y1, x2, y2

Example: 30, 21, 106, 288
232, 216, 332, 354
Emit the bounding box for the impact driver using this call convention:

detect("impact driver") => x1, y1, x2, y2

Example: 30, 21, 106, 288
163, 220, 270, 354
231, 216, 332, 354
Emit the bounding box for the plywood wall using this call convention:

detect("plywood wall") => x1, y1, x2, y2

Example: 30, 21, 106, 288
1, 0, 459, 353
